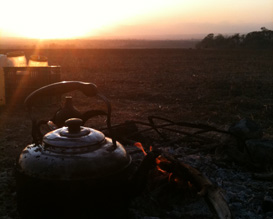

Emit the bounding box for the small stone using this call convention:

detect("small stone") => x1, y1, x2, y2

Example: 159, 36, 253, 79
263, 196, 273, 212
245, 139, 273, 166
228, 118, 263, 140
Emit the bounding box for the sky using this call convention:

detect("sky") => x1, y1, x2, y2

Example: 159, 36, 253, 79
0, 0, 272, 39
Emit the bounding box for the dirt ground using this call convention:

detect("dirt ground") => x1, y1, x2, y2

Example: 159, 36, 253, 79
0, 49, 273, 218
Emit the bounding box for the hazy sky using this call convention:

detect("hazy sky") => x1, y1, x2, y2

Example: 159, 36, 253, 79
0, 0, 272, 39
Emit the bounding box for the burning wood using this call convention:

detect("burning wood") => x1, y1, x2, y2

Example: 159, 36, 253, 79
132, 142, 233, 219
156, 153, 233, 219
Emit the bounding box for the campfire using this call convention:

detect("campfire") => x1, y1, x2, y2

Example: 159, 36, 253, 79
126, 141, 232, 219
107, 115, 273, 219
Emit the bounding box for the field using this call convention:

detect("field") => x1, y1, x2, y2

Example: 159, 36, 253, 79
0, 49, 273, 218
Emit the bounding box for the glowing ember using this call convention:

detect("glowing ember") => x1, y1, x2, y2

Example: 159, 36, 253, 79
168, 172, 173, 181
155, 156, 172, 174
134, 143, 184, 185
155, 156, 171, 165
134, 142, 147, 156
156, 165, 168, 174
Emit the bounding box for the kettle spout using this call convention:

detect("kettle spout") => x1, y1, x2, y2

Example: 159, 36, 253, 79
47, 120, 58, 130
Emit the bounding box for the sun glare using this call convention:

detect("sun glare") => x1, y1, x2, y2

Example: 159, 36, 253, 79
1, 0, 271, 39
0, 0, 176, 39
0, 1, 107, 39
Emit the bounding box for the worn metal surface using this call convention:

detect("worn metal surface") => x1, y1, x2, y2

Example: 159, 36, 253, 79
43, 119, 105, 149
17, 137, 131, 180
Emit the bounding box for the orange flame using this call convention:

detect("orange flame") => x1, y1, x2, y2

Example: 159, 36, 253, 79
168, 172, 173, 181
155, 156, 171, 174
134, 142, 147, 156
156, 165, 168, 174
134, 144, 184, 185
156, 156, 171, 164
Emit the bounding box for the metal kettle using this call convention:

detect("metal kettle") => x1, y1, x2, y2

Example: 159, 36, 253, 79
16, 81, 132, 219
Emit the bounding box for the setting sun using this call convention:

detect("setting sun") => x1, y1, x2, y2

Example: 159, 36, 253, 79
0, 0, 272, 39
0, 0, 176, 39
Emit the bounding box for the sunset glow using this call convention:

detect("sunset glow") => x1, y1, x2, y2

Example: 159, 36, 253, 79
0, 0, 272, 39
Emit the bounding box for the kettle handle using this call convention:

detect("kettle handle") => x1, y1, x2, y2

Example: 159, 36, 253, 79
24, 81, 116, 147
24, 81, 97, 108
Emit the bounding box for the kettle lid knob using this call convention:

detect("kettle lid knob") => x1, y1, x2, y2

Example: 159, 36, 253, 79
65, 118, 83, 133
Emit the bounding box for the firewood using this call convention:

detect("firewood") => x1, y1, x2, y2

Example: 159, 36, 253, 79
158, 153, 233, 219
205, 186, 233, 219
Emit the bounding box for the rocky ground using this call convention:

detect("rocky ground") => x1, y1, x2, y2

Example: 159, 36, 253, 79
0, 49, 273, 218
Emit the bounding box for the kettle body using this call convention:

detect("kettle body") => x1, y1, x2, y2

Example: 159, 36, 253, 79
16, 81, 133, 219
16, 139, 132, 219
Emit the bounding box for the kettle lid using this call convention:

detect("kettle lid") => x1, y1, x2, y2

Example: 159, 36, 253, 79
43, 118, 105, 153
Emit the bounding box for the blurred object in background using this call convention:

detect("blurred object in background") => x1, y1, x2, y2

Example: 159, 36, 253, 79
1, 52, 60, 106
6, 51, 27, 67
28, 55, 48, 66
0, 54, 8, 105
0, 54, 7, 66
